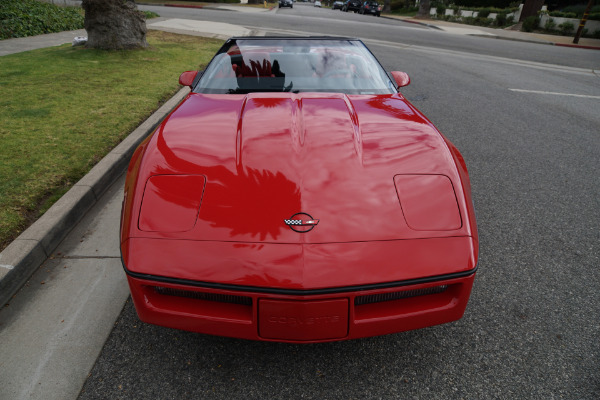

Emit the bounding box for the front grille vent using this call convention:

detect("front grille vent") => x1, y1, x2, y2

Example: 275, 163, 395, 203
355, 285, 448, 306
153, 286, 252, 306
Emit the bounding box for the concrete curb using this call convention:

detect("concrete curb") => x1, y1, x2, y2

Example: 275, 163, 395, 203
0, 87, 190, 307
555, 42, 600, 50
380, 15, 443, 30
469, 34, 554, 45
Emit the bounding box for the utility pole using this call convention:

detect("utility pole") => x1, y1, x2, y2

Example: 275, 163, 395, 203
573, 0, 594, 44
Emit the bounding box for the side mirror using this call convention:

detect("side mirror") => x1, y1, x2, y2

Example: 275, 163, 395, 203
391, 71, 410, 88
179, 70, 199, 88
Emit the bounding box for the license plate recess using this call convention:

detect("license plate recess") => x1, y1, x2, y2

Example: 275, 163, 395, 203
258, 298, 349, 341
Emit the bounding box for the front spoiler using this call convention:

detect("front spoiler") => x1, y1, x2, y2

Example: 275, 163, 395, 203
125, 271, 476, 343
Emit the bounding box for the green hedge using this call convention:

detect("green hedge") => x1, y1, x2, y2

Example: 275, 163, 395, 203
560, 4, 600, 17
549, 11, 600, 21
549, 11, 577, 18
0, 0, 84, 40
522, 15, 539, 32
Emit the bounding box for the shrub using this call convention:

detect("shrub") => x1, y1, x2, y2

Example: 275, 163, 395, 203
506, 15, 514, 25
561, 4, 598, 17
522, 15, 539, 32
472, 17, 493, 26
143, 11, 160, 19
549, 11, 577, 18
463, 16, 477, 24
544, 17, 556, 31
558, 21, 575, 35
0, 0, 84, 40
452, 5, 462, 17
478, 8, 491, 18
436, 4, 447, 17
495, 12, 507, 26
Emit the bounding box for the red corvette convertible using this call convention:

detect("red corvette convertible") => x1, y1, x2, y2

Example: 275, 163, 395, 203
120, 37, 478, 343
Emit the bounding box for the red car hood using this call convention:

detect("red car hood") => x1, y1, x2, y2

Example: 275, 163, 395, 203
129, 92, 474, 244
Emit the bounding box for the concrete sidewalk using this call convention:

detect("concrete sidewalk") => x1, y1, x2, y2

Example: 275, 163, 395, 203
0, 29, 86, 56
0, 19, 255, 56
146, 17, 260, 39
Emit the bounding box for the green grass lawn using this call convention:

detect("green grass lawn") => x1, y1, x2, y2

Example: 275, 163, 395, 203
0, 31, 223, 250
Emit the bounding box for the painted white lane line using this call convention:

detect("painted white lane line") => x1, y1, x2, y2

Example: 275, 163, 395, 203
509, 89, 600, 99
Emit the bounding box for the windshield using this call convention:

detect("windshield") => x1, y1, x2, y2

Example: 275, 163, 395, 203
194, 38, 396, 95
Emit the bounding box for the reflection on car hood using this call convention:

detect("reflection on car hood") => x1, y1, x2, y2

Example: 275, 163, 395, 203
138, 92, 471, 243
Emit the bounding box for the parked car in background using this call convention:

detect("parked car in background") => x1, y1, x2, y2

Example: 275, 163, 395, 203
342, 0, 361, 12
314, 0, 321, 6
279, 0, 293, 8
332, 1, 344, 9
359, 1, 381, 16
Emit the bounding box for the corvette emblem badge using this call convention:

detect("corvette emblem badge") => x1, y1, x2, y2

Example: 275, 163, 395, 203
284, 213, 319, 233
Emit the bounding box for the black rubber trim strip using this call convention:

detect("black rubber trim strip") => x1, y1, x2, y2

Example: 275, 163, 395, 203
122, 258, 477, 296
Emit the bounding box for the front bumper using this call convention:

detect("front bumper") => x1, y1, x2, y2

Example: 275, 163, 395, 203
125, 271, 475, 343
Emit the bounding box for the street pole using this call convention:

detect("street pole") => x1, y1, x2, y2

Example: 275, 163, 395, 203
573, 0, 594, 44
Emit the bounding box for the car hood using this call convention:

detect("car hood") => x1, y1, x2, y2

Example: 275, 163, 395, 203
133, 92, 473, 243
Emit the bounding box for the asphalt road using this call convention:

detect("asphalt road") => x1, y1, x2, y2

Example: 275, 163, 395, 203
74, 7, 600, 399
140, 3, 600, 69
